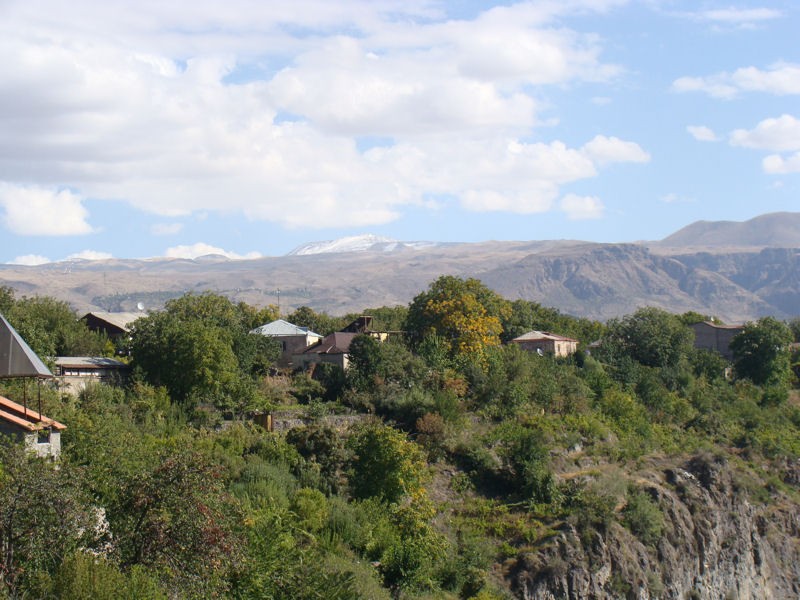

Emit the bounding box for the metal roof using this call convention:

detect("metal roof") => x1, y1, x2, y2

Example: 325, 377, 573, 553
81, 311, 143, 331
0, 314, 53, 379
250, 319, 323, 338
512, 330, 579, 343
55, 356, 129, 369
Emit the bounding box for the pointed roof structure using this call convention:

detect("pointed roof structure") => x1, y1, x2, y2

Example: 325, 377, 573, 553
0, 314, 53, 379
250, 319, 323, 339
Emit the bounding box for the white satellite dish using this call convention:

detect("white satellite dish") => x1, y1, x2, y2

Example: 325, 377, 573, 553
136, 302, 145, 311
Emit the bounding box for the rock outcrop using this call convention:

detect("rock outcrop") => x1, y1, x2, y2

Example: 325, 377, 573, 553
510, 453, 800, 599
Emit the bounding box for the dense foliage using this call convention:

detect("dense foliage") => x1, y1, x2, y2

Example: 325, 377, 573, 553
0, 278, 798, 598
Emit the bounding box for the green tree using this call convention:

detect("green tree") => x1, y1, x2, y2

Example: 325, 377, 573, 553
131, 311, 239, 405
602, 307, 694, 369
129, 293, 278, 408
348, 423, 428, 504
0, 442, 94, 597
8, 295, 108, 358
110, 448, 243, 596
287, 306, 344, 336
730, 317, 793, 387
405, 276, 510, 365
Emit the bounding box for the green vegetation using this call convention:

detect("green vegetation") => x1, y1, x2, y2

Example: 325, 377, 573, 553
0, 278, 798, 598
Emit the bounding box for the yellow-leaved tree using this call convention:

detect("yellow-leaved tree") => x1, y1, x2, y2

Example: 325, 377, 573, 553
405, 275, 510, 367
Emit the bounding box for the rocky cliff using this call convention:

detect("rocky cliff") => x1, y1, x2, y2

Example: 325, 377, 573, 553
510, 453, 800, 599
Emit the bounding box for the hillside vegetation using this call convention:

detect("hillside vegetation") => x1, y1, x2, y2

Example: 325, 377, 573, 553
0, 279, 799, 599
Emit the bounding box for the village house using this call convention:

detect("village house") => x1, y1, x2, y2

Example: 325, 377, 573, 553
54, 356, 131, 395
80, 311, 142, 342
511, 330, 579, 357
293, 316, 390, 371
249, 319, 324, 367
690, 321, 744, 360
294, 331, 359, 371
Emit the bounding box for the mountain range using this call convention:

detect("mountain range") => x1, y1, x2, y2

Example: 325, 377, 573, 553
2, 212, 799, 322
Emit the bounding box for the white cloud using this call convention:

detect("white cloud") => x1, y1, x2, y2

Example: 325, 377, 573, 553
730, 115, 800, 152
728, 115, 800, 175
687, 125, 718, 142
660, 193, 695, 204
66, 250, 113, 260
560, 194, 604, 220
0, 184, 93, 235
164, 243, 262, 260
697, 8, 782, 24
9, 254, 50, 266
763, 152, 800, 174
151, 222, 184, 235
0, 0, 639, 230
580, 135, 650, 165
673, 63, 800, 99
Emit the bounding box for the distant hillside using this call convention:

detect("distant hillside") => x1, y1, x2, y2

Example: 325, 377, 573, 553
659, 212, 800, 248
1, 239, 798, 322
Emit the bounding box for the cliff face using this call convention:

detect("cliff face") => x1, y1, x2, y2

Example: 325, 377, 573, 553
510, 454, 800, 599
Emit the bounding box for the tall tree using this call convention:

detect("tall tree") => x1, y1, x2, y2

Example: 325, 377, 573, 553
602, 307, 694, 369
129, 292, 276, 408
347, 422, 427, 504
405, 276, 509, 365
0, 442, 93, 597
8, 295, 108, 357
730, 317, 793, 387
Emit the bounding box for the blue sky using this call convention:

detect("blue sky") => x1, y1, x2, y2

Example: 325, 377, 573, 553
1, 0, 798, 264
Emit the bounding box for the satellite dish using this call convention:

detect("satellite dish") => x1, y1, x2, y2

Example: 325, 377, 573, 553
136, 302, 145, 311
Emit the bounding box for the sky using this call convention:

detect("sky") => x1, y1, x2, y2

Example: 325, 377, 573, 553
1, 0, 798, 265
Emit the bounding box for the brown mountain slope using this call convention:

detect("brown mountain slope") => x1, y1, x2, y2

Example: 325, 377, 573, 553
0, 240, 797, 322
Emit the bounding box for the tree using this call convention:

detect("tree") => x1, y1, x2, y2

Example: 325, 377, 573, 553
348, 423, 427, 504
110, 448, 243, 596
730, 317, 793, 387
602, 307, 693, 370
405, 276, 509, 365
287, 306, 344, 336
131, 311, 239, 405
0, 441, 94, 597
129, 293, 278, 408
8, 295, 108, 358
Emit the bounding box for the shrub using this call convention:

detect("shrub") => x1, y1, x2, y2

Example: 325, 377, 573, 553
622, 486, 664, 546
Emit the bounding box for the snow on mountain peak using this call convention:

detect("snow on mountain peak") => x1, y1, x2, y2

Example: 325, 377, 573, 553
287, 234, 397, 256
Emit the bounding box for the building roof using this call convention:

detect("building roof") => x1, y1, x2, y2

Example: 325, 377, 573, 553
512, 330, 579, 343
250, 319, 323, 338
691, 321, 744, 331
0, 314, 53, 379
302, 332, 359, 355
81, 311, 143, 332
55, 356, 130, 369
340, 316, 374, 334
0, 394, 66, 431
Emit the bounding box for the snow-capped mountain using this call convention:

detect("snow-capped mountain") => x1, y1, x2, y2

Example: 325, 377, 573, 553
286, 234, 441, 256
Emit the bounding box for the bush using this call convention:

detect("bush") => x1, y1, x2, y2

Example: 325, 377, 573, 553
622, 486, 664, 546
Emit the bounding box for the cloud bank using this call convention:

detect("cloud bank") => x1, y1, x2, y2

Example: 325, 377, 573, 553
0, 0, 647, 236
